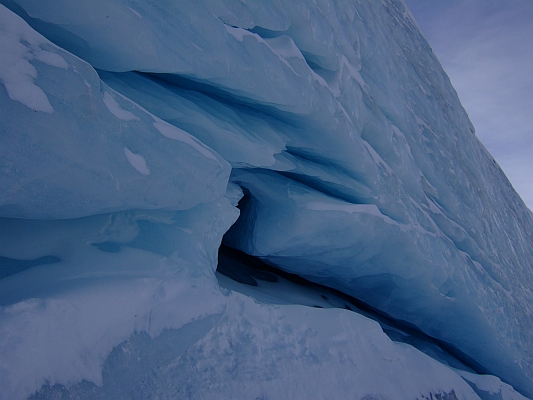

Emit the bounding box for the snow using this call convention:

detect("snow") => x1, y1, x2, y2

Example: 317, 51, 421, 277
457, 370, 530, 400
1, 0, 533, 399
0, 6, 56, 113
102, 91, 139, 121
152, 117, 220, 162
99, 70, 286, 169
0, 9, 230, 219
0, 198, 238, 400
133, 289, 481, 400
124, 147, 150, 175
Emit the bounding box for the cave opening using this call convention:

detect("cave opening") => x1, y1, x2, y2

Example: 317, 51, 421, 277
215, 188, 489, 378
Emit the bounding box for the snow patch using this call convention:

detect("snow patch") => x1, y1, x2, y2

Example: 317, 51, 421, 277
124, 147, 150, 175
0, 5, 58, 113
102, 91, 139, 121
33, 50, 68, 70
456, 370, 529, 400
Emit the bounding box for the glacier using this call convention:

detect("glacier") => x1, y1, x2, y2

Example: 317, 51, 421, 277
0, 0, 532, 399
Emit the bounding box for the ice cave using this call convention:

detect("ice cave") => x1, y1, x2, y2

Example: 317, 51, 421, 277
0, 0, 532, 399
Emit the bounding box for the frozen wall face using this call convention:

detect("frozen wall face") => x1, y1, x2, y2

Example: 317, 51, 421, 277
0, 4, 230, 218
1, 0, 533, 399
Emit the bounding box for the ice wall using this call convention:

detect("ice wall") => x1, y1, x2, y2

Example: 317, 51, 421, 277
0, 4, 229, 219
1, 0, 533, 398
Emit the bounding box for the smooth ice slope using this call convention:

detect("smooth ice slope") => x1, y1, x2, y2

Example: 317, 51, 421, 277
1, 0, 533, 398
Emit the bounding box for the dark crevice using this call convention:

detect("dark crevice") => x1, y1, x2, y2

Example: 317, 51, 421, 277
0, 255, 61, 279
305, 59, 327, 73
284, 146, 373, 187
218, 186, 491, 378
245, 26, 339, 89
217, 244, 489, 376
144, 72, 307, 129
271, 175, 405, 228
304, 58, 340, 83
217, 246, 278, 287
275, 169, 370, 206
265, 165, 401, 226
248, 26, 287, 39
92, 242, 121, 253
221, 187, 257, 252
234, 166, 404, 238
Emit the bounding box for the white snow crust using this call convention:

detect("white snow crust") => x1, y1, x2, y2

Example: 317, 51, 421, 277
0, 6, 58, 113
124, 147, 150, 175
103, 91, 139, 121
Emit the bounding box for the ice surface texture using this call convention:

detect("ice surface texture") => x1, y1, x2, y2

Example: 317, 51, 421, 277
0, 5, 229, 219
1, 0, 533, 398
0, 196, 239, 399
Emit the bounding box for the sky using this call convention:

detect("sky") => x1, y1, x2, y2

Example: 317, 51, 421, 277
403, 0, 533, 210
